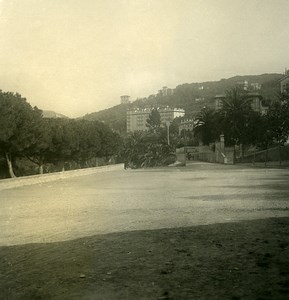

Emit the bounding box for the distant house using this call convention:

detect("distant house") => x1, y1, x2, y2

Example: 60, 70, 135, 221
127, 107, 185, 133
250, 82, 262, 90
214, 92, 266, 114
236, 80, 249, 91
279, 70, 289, 94
120, 95, 130, 104
215, 94, 225, 111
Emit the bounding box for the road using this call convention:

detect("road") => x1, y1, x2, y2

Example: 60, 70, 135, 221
1, 162, 289, 246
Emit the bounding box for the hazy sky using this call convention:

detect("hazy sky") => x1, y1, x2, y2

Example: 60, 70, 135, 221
0, 0, 288, 117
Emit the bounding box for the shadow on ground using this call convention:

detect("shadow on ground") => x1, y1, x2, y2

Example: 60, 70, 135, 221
1, 217, 289, 300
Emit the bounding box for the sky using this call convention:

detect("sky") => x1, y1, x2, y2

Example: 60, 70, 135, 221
0, 0, 288, 117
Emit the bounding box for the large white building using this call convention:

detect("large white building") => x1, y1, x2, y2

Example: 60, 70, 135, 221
127, 107, 185, 132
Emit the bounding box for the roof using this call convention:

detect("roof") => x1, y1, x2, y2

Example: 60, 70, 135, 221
279, 74, 289, 82
247, 92, 262, 98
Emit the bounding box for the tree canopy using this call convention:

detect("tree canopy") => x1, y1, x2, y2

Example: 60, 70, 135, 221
146, 108, 161, 131
0, 90, 122, 178
0, 91, 42, 177
194, 107, 220, 145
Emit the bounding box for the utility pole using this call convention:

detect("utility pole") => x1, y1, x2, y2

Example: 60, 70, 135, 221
166, 121, 170, 146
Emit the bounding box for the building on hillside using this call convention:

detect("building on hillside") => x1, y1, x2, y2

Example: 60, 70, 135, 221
279, 69, 289, 94
158, 86, 174, 97
215, 95, 225, 110
249, 93, 266, 113
214, 92, 266, 114
250, 83, 262, 90
127, 107, 185, 133
236, 80, 249, 91
178, 119, 195, 135
120, 95, 130, 104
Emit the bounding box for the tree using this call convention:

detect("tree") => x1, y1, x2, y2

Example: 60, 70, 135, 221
67, 120, 101, 168
122, 131, 146, 168
19, 117, 122, 174
265, 96, 289, 165
220, 88, 255, 155
96, 122, 122, 160
143, 131, 175, 167
25, 118, 54, 174
245, 111, 267, 148
44, 118, 76, 170
194, 107, 219, 145
0, 91, 42, 177
121, 129, 176, 168
146, 108, 161, 131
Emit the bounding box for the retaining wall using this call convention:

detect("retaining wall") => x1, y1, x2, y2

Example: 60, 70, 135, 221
0, 164, 124, 191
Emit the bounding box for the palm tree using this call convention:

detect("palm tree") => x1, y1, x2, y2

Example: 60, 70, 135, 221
220, 88, 255, 156
122, 131, 146, 168
194, 107, 219, 145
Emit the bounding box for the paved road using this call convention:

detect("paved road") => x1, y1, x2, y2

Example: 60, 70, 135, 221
1, 162, 289, 246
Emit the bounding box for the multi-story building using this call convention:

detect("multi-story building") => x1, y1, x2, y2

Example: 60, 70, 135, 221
280, 70, 289, 94
127, 107, 185, 132
178, 119, 195, 135
214, 92, 266, 114
236, 80, 249, 91
120, 95, 130, 104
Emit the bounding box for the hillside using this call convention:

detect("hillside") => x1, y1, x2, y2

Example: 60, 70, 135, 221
82, 73, 283, 132
42, 110, 69, 119
82, 104, 128, 133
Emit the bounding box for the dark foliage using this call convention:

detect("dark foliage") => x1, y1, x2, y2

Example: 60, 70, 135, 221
0, 91, 121, 177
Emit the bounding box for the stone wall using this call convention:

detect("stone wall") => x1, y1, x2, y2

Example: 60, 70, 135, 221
0, 164, 124, 191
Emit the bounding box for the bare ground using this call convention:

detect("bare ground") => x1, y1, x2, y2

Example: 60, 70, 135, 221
1, 162, 289, 299
1, 217, 289, 299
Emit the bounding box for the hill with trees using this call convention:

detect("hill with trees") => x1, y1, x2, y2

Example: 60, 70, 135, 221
82, 104, 127, 133
82, 73, 283, 132
42, 110, 69, 119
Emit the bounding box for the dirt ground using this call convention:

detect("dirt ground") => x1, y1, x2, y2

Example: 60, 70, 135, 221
1, 162, 289, 299
1, 163, 289, 247
1, 217, 289, 299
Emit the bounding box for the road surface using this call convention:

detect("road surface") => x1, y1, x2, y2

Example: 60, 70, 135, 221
1, 162, 289, 246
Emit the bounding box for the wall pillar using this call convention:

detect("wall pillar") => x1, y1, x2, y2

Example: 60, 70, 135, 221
220, 134, 225, 152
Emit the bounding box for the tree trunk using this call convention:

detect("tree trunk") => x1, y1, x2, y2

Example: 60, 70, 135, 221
39, 157, 44, 174
5, 152, 16, 178
240, 143, 245, 161
39, 164, 44, 174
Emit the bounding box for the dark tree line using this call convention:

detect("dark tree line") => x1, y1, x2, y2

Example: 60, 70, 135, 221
0, 90, 121, 178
